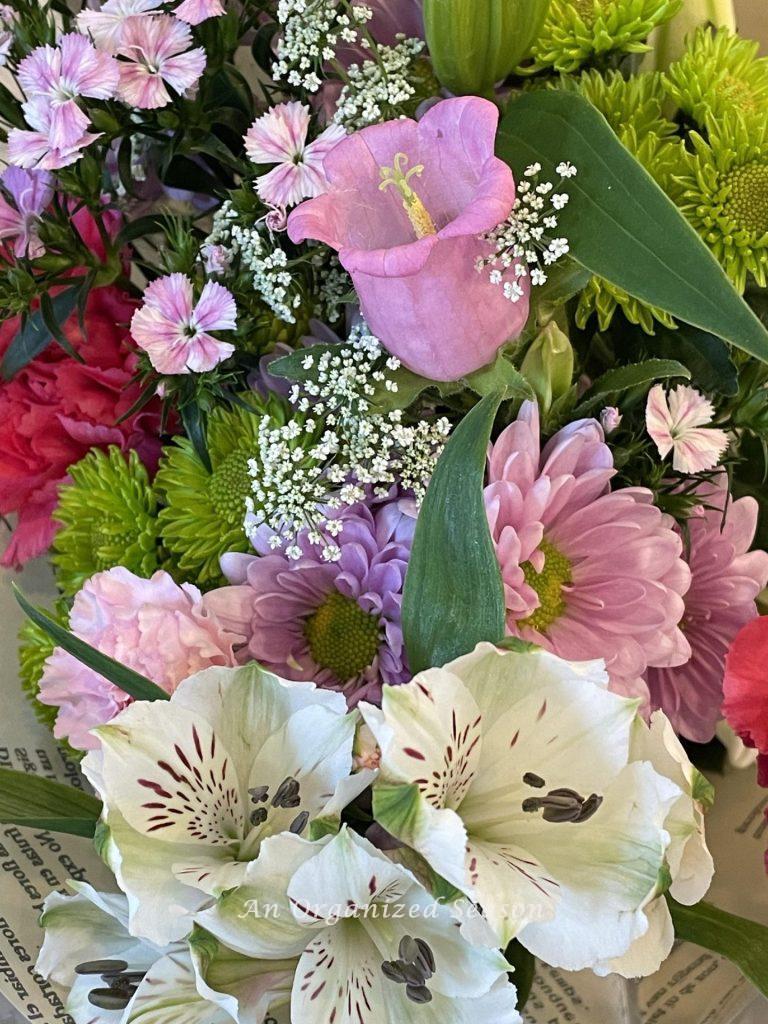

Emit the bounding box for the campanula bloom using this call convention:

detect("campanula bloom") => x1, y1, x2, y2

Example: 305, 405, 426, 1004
288, 97, 530, 381
130, 272, 237, 374
244, 101, 346, 208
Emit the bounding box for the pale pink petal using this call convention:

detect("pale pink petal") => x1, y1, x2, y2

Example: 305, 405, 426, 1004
159, 47, 207, 95
184, 334, 235, 372
666, 384, 715, 432
117, 61, 171, 108
141, 272, 194, 320
48, 99, 91, 149
174, 0, 224, 24
645, 384, 674, 459
18, 44, 60, 97
58, 32, 120, 97
7, 127, 54, 168
245, 101, 311, 165
671, 428, 729, 474
193, 280, 237, 333
77, 0, 163, 52
256, 162, 310, 209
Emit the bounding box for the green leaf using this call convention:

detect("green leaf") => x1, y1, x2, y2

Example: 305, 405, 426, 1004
497, 91, 768, 364
1, 287, 80, 380
270, 344, 339, 383
646, 325, 739, 397
668, 898, 768, 998
180, 402, 212, 473
504, 939, 536, 1011
13, 585, 169, 703
402, 392, 505, 673
575, 358, 690, 415
464, 351, 535, 400
0, 768, 102, 838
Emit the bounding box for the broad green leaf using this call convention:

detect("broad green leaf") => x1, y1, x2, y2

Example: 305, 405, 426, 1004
402, 392, 505, 673
646, 325, 739, 397
575, 358, 690, 414
0, 768, 102, 838
13, 585, 169, 702
668, 898, 768, 998
497, 91, 768, 364
1, 287, 80, 380
180, 402, 212, 473
504, 940, 536, 1010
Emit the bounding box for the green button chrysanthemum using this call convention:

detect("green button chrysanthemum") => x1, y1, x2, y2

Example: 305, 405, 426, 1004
52, 447, 161, 597
556, 71, 687, 332
675, 112, 768, 293
18, 598, 69, 735
156, 394, 286, 588
523, 0, 682, 75
664, 27, 768, 128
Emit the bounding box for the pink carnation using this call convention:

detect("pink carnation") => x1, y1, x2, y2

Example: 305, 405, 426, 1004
77, 0, 164, 52
116, 15, 206, 109
484, 401, 691, 698
38, 568, 243, 750
646, 479, 768, 741
646, 384, 729, 474
0, 284, 164, 567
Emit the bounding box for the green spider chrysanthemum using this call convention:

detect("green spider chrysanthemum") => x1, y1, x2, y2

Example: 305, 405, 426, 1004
523, 0, 682, 75
18, 598, 69, 734
556, 71, 687, 332
664, 27, 768, 128
675, 112, 768, 293
156, 394, 287, 588
52, 447, 161, 597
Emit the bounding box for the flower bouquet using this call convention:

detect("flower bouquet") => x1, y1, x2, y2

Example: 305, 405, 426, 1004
3, 0, 768, 1020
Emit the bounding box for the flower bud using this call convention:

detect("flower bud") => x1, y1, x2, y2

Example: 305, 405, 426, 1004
600, 406, 623, 434
520, 321, 574, 412
643, 0, 736, 71
423, 0, 551, 97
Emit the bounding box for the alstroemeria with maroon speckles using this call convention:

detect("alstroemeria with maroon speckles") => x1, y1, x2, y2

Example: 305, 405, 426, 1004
362, 643, 684, 971
82, 662, 362, 945
288, 96, 529, 381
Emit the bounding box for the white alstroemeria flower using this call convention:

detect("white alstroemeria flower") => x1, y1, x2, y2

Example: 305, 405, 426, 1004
359, 643, 683, 971
196, 826, 523, 1023
598, 711, 715, 978
36, 882, 256, 1023
83, 663, 365, 946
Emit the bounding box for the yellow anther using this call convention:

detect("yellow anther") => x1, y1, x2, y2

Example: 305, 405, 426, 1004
379, 152, 437, 239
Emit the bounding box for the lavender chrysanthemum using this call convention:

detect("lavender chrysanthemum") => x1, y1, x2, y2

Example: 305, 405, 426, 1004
205, 498, 414, 705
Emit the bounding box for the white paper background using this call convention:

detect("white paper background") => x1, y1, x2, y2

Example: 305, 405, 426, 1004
1, 537, 767, 1023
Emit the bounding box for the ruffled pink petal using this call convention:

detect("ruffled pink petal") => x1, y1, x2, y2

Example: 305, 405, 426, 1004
141, 272, 194, 320
193, 280, 237, 333
245, 101, 312, 164
117, 62, 171, 108
159, 47, 207, 95
48, 99, 91, 149
174, 0, 224, 23
58, 32, 120, 97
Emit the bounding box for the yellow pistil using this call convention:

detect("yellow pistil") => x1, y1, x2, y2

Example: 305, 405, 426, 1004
379, 152, 437, 239
519, 539, 572, 634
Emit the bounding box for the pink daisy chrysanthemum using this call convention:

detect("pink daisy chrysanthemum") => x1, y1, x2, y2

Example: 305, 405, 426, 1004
244, 101, 346, 209
484, 401, 692, 699
116, 14, 206, 109
204, 499, 415, 707
130, 272, 237, 374
16, 33, 119, 151
645, 478, 768, 742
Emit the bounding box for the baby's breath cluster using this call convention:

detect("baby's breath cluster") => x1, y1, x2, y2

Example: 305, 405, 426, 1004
334, 37, 425, 130
246, 322, 450, 560
477, 161, 577, 301
203, 201, 303, 323
274, 0, 373, 92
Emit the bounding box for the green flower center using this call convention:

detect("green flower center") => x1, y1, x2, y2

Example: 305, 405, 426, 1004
91, 517, 138, 571
208, 451, 252, 527
304, 592, 381, 682
519, 539, 572, 633
722, 161, 768, 237
720, 74, 761, 117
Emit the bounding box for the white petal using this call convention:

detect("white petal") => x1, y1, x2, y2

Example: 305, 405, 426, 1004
125, 950, 229, 1024
596, 896, 675, 979
190, 939, 295, 1024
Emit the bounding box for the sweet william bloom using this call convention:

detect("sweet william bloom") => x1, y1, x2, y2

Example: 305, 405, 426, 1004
82, 663, 362, 943
130, 273, 236, 374
38, 567, 242, 750
0, 167, 52, 258
197, 827, 523, 1023
244, 101, 346, 209
724, 616, 768, 791
17, 34, 119, 150
7, 97, 102, 170
206, 499, 414, 706
174, 0, 225, 25
116, 14, 206, 109
484, 402, 691, 700
646, 384, 729, 474
361, 644, 682, 970
77, 0, 163, 52
645, 478, 768, 741
288, 97, 530, 381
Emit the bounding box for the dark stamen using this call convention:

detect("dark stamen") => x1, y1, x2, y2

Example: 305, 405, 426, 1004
249, 785, 269, 804
523, 772, 546, 789
406, 984, 433, 1004
76, 959, 128, 976
272, 776, 301, 809
289, 810, 310, 835
413, 937, 435, 977
88, 988, 134, 1010
523, 786, 602, 823
250, 807, 268, 827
